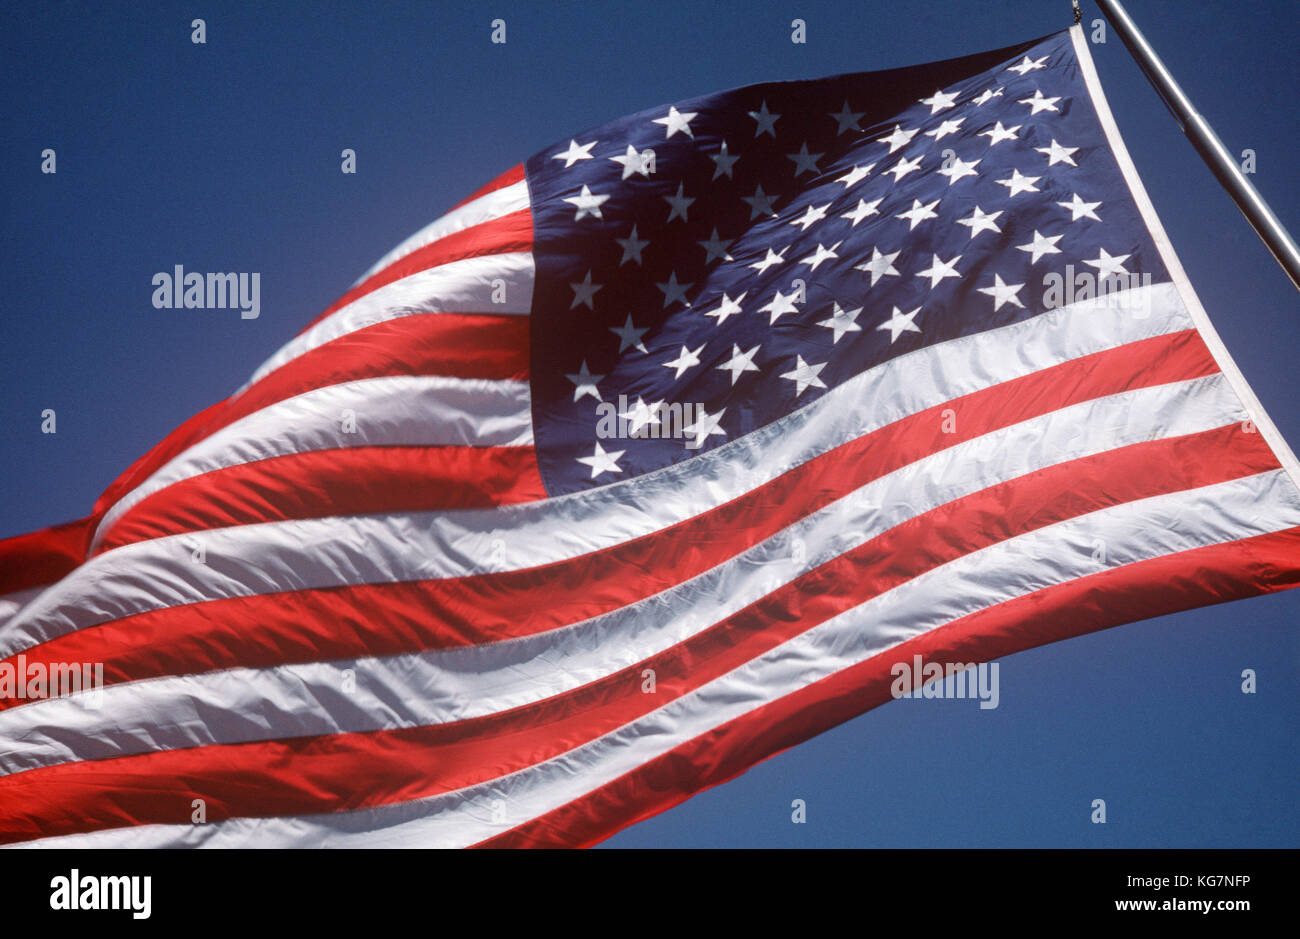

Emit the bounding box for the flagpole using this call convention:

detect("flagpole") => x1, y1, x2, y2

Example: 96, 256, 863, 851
1094, 0, 1300, 293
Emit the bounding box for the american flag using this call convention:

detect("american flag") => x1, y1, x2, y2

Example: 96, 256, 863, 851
2, 25, 1299, 847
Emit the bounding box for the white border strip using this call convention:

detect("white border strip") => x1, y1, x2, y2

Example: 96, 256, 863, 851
1070, 24, 1300, 489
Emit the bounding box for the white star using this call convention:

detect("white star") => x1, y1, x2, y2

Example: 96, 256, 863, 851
887, 154, 924, 182
1017, 230, 1063, 263
876, 306, 922, 343
552, 138, 596, 168
664, 182, 695, 222
716, 344, 761, 384
919, 88, 959, 114
818, 302, 863, 343
977, 274, 1025, 311
830, 100, 865, 134
1058, 192, 1102, 222
561, 185, 611, 223
563, 185, 610, 222
924, 117, 965, 141
697, 228, 732, 264
973, 86, 1004, 106
609, 143, 652, 180
1035, 138, 1079, 166
655, 270, 693, 307
759, 289, 801, 325
937, 154, 981, 185
742, 184, 778, 219
569, 270, 601, 309
799, 241, 842, 272
622, 397, 664, 436
895, 198, 940, 230
877, 124, 918, 153
1084, 248, 1131, 278
683, 406, 727, 449
836, 163, 874, 187
1008, 54, 1049, 75
979, 121, 1021, 147
1019, 89, 1062, 114
576, 442, 624, 478
842, 197, 882, 227
662, 343, 704, 379
787, 141, 824, 177
748, 99, 780, 137
710, 141, 740, 179
855, 246, 901, 285
996, 168, 1041, 197
780, 355, 828, 396
616, 224, 648, 266
609, 314, 648, 353
790, 202, 830, 231
748, 246, 788, 274
565, 360, 603, 402
956, 205, 1003, 239
915, 253, 963, 289
704, 291, 747, 325
653, 105, 697, 139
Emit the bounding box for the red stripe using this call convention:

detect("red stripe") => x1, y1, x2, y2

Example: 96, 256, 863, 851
0, 423, 1276, 843
476, 523, 1300, 848
0, 518, 94, 597
226, 312, 530, 412
293, 209, 531, 337
88, 313, 529, 529
98, 446, 547, 551
2, 329, 1218, 702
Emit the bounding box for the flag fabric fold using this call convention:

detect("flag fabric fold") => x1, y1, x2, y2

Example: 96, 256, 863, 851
2, 24, 1299, 847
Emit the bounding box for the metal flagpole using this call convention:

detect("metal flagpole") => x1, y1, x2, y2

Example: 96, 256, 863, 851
1092, 0, 1300, 293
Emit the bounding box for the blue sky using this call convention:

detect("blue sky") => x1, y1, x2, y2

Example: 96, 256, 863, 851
1, 0, 1296, 847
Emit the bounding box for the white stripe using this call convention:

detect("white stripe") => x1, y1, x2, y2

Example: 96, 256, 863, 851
0, 586, 48, 631
16, 469, 1298, 848
90, 375, 533, 551
0, 374, 1244, 775
245, 251, 534, 390
0, 283, 1193, 657
352, 180, 531, 287
1071, 25, 1300, 490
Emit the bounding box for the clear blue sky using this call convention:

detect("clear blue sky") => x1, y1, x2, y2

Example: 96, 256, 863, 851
1, 0, 1295, 847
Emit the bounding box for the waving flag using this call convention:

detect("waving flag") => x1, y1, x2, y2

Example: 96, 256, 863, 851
3, 24, 1299, 848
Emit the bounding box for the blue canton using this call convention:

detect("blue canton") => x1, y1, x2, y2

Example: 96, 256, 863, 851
524, 30, 1169, 495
